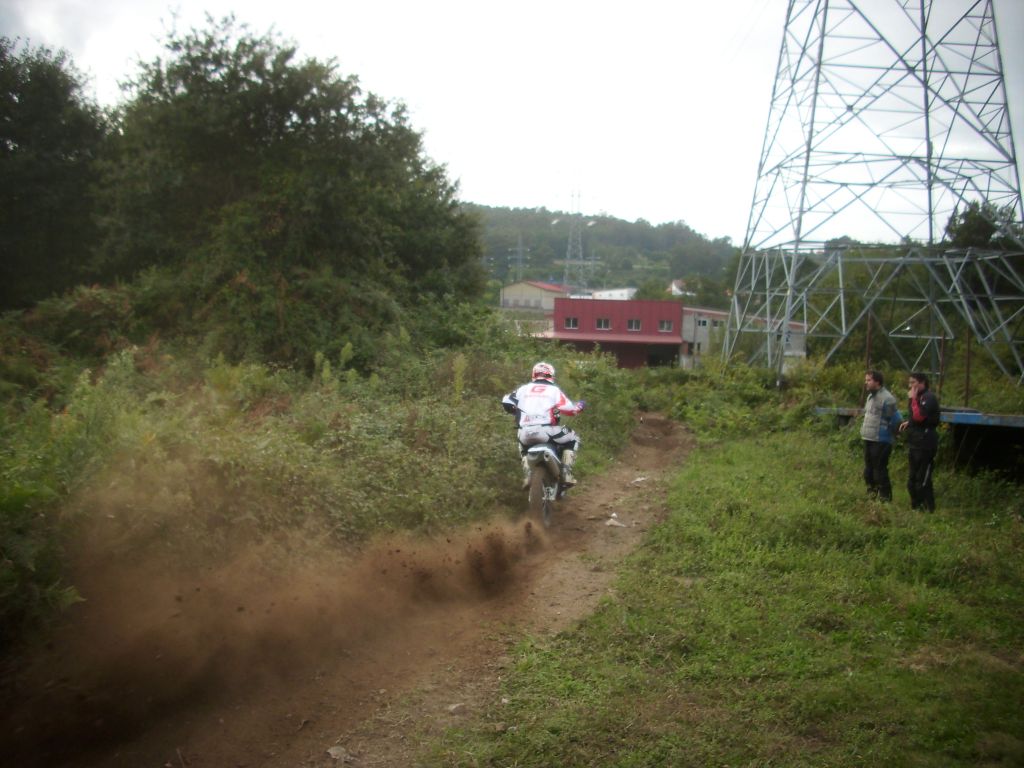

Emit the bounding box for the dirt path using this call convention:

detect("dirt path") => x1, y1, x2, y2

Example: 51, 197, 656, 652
2, 414, 688, 768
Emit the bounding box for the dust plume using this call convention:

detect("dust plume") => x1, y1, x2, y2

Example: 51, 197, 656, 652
0, 455, 547, 767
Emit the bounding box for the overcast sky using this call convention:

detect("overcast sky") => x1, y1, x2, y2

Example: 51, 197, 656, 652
3, 0, 1022, 243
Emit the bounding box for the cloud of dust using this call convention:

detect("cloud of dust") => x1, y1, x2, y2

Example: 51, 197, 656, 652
1, 452, 547, 765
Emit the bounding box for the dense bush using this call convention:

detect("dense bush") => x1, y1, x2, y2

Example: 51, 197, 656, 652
0, 355, 141, 645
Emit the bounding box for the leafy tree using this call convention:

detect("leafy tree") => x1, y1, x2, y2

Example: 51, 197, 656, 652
633, 279, 673, 300
90, 16, 482, 366
944, 200, 1023, 248
824, 235, 861, 250
0, 38, 106, 309
945, 201, 998, 247
684, 274, 730, 309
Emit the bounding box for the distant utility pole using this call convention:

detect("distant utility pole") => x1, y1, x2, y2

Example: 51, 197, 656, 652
561, 194, 597, 292
725, 0, 1024, 384
561, 217, 585, 291
508, 232, 529, 282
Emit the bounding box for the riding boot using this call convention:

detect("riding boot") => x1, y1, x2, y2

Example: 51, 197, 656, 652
521, 456, 531, 489
561, 450, 577, 486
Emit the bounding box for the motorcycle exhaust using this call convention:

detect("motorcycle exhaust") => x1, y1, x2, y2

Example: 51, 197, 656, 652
526, 446, 561, 479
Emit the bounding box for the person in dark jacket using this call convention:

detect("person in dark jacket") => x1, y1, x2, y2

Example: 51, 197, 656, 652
861, 370, 902, 501
899, 372, 941, 511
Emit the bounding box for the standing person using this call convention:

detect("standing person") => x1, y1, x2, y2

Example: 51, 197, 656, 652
899, 372, 941, 511
501, 361, 584, 487
861, 370, 902, 501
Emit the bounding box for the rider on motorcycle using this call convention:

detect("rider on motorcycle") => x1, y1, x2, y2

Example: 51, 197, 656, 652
501, 361, 584, 488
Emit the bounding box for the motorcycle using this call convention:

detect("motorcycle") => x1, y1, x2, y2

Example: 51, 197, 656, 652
524, 441, 568, 527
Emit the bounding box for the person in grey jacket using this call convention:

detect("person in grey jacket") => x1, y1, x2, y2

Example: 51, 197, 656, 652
861, 370, 902, 501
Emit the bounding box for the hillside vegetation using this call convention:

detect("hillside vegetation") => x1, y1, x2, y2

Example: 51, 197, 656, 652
2, 20, 482, 372
2, 17, 484, 648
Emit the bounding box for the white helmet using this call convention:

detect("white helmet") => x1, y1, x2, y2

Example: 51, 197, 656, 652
532, 361, 555, 381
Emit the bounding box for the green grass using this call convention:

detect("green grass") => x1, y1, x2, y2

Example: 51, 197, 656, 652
427, 429, 1024, 767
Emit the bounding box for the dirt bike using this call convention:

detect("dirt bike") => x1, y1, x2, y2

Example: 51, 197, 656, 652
524, 441, 568, 527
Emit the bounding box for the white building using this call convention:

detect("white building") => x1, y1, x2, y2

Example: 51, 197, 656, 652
591, 287, 637, 300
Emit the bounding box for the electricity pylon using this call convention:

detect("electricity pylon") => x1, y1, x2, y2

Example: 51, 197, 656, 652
509, 232, 529, 282
725, 0, 1024, 384
562, 216, 587, 291
561, 194, 596, 292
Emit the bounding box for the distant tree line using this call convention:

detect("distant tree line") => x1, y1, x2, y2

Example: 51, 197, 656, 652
469, 203, 738, 306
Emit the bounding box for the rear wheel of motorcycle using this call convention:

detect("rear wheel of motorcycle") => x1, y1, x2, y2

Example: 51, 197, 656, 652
528, 470, 548, 526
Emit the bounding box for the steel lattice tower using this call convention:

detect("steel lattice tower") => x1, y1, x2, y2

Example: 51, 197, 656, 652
725, 0, 1024, 383
561, 194, 596, 292
562, 215, 587, 291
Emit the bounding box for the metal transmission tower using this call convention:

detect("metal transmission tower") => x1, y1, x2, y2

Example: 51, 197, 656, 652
561, 216, 588, 291
509, 233, 530, 282
725, 0, 1024, 383
560, 195, 597, 292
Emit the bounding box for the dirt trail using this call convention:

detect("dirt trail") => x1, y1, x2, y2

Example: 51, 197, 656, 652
1, 414, 688, 768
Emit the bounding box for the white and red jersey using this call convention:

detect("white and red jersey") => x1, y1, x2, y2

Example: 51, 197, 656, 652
502, 380, 581, 427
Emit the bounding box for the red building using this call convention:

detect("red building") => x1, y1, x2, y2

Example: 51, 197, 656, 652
551, 298, 684, 368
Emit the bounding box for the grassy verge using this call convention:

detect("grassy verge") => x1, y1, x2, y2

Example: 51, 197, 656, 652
427, 428, 1024, 767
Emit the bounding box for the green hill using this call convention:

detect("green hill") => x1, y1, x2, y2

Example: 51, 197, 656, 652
467, 203, 737, 303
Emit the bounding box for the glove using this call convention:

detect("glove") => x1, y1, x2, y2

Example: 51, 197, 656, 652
575, 400, 586, 412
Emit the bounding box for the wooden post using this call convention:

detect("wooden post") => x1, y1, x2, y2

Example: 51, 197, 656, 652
865, 313, 872, 371
965, 332, 972, 408
938, 333, 946, 398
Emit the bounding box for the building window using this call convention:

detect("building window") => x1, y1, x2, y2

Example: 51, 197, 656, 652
627, 318, 641, 332
697, 318, 709, 327
712, 319, 723, 328
564, 316, 579, 330
658, 319, 673, 332
596, 318, 611, 330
